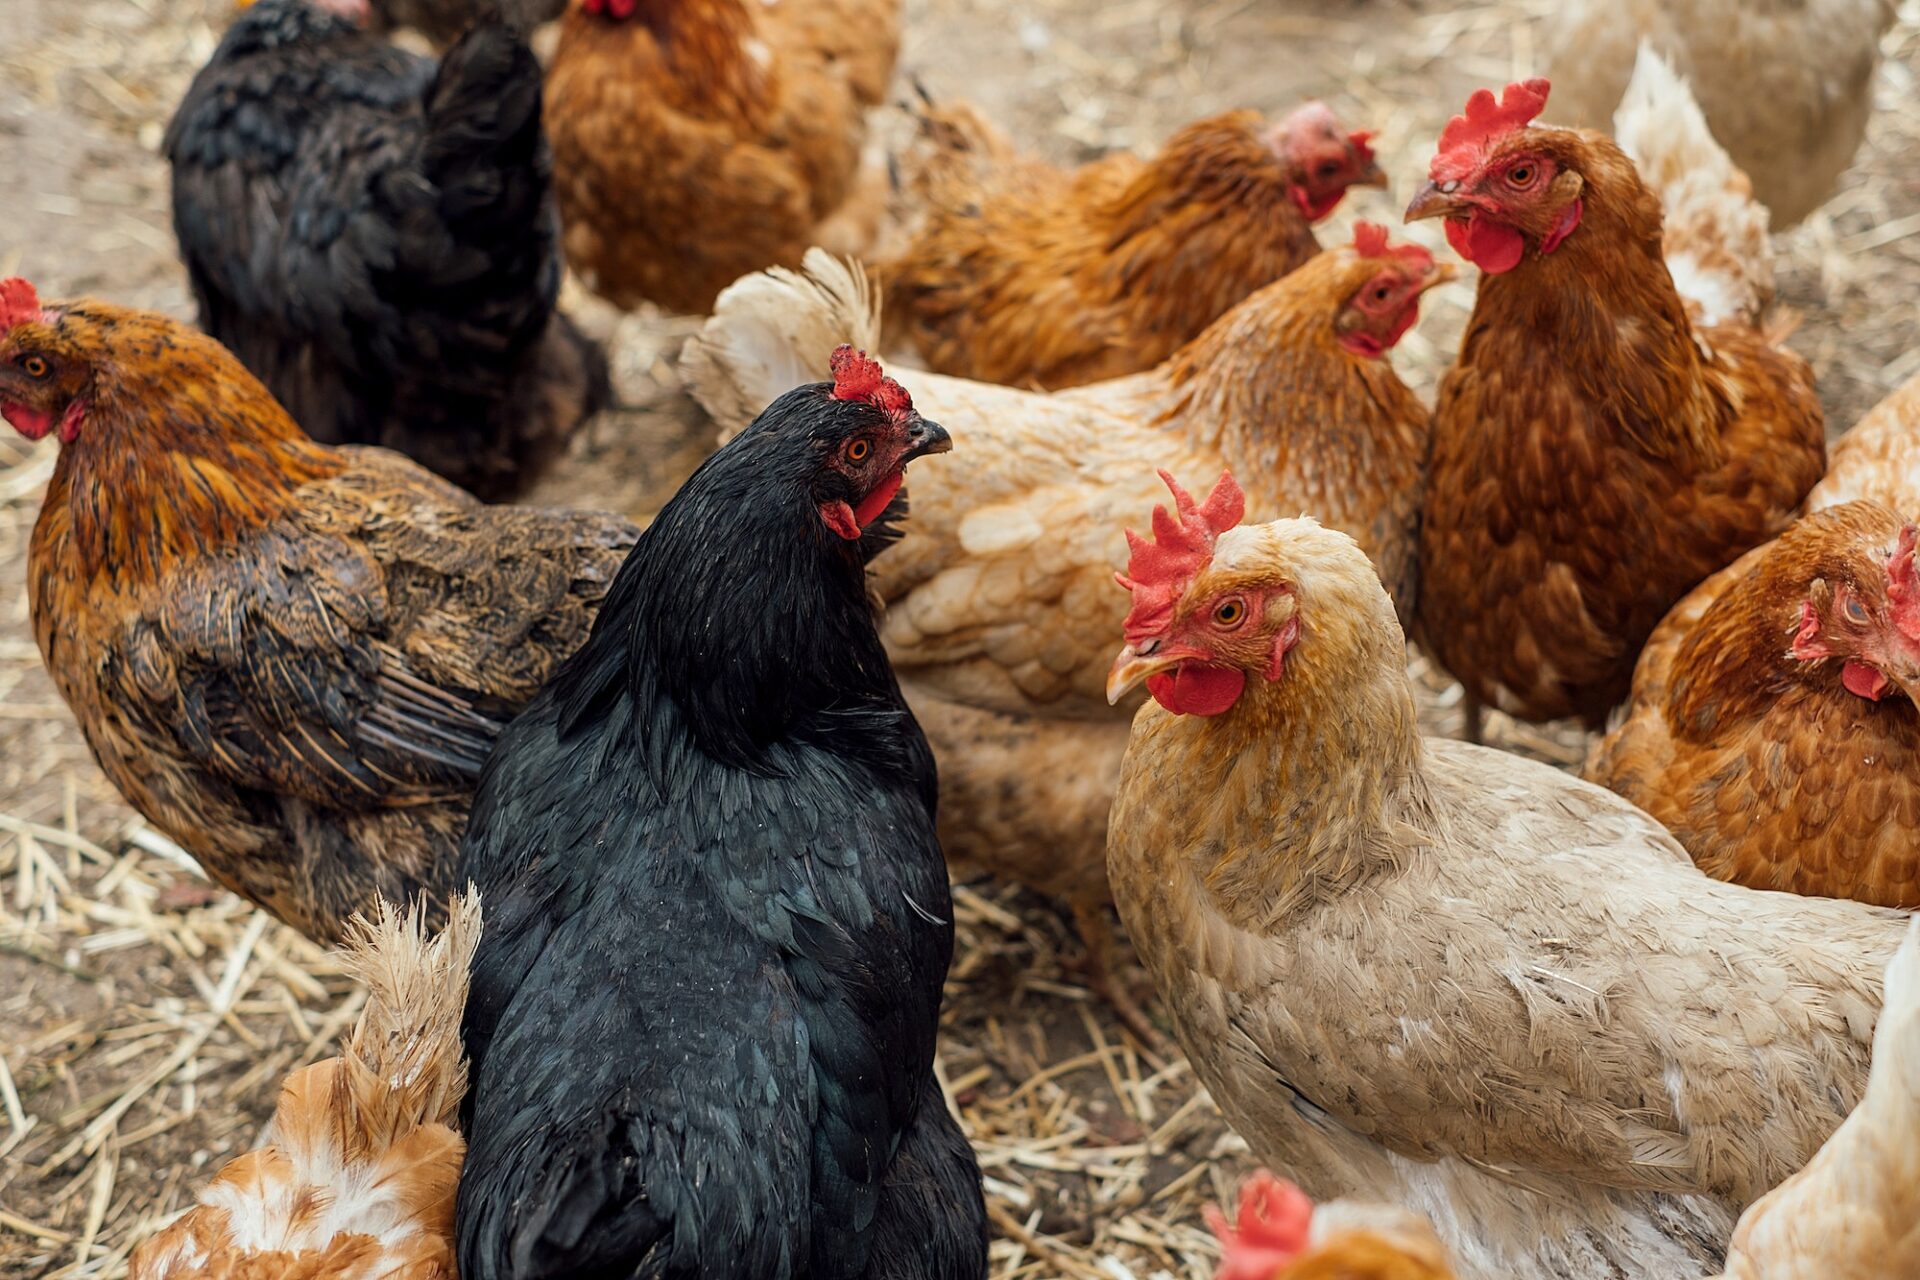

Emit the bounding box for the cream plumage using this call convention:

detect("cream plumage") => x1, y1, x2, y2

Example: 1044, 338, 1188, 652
1103, 509, 1907, 1280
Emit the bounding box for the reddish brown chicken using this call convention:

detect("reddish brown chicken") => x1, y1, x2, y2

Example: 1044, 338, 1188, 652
1208, 1172, 1456, 1280
0, 280, 635, 941
1408, 78, 1824, 732
881, 99, 1384, 389
1588, 501, 1920, 906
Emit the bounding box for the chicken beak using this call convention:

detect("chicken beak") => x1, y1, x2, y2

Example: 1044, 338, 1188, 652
903, 418, 952, 462
1421, 261, 1463, 291
1106, 641, 1180, 705
1404, 181, 1465, 224
1354, 157, 1388, 190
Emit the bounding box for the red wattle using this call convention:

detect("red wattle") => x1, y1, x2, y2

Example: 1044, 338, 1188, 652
1, 402, 53, 441
1843, 660, 1890, 701
854, 470, 904, 528
1289, 186, 1345, 222
1146, 664, 1247, 717
1454, 213, 1525, 274
819, 500, 862, 541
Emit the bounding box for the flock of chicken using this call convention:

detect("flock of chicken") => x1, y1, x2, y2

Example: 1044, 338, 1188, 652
3, 0, 1919, 1276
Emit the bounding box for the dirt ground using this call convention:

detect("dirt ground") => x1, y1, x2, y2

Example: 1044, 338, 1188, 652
2, 0, 1919, 1275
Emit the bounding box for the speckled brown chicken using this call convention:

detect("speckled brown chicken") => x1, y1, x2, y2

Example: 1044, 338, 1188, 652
1587, 501, 1920, 906
879, 99, 1384, 390
0, 281, 636, 941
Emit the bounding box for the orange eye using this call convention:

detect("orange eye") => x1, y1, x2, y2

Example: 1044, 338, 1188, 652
1213, 598, 1247, 628
847, 438, 871, 462
20, 356, 48, 378
1506, 163, 1536, 188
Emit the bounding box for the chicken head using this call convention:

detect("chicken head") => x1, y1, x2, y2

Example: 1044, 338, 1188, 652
1266, 101, 1386, 220
1334, 223, 1458, 358
0, 279, 91, 445
1791, 521, 1920, 705
810, 345, 950, 541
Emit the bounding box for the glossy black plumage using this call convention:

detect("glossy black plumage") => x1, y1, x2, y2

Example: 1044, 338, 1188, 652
454, 383, 988, 1280
163, 0, 605, 500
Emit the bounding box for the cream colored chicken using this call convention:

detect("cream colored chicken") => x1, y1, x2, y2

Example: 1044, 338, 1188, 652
1713, 918, 1920, 1280
1545, 0, 1897, 226
130, 894, 479, 1280
1808, 370, 1920, 516
1101, 481, 1909, 1280
683, 240, 1442, 1038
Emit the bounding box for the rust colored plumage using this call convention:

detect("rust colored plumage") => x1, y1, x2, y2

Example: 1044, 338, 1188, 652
1415, 122, 1824, 729
130, 895, 480, 1280
1588, 501, 1920, 906
548, 0, 898, 314
880, 103, 1382, 390
6, 294, 636, 941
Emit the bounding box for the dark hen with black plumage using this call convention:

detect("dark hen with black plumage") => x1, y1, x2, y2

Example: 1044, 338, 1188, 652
164, 0, 606, 500
455, 348, 988, 1280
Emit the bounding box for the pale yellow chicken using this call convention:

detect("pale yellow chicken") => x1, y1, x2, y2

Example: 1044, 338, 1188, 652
129, 894, 479, 1280
682, 239, 1443, 1038
1545, 0, 1898, 226
1102, 490, 1909, 1280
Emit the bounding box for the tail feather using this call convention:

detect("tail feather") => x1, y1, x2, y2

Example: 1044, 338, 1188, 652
1717, 917, 1920, 1279
681, 249, 883, 442
1613, 41, 1773, 329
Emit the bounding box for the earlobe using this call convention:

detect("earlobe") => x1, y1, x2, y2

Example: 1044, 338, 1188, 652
1264, 614, 1302, 681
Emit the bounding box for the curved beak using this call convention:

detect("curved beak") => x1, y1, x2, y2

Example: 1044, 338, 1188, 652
1404, 180, 1465, 224
1106, 641, 1181, 705
1353, 156, 1388, 189
903, 417, 952, 462
1420, 261, 1462, 291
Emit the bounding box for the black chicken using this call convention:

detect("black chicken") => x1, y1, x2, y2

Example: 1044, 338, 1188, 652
455, 347, 988, 1280
163, 0, 606, 501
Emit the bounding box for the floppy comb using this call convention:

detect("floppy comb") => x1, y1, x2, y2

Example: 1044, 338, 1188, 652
829, 344, 913, 422
1431, 78, 1551, 183
1114, 470, 1246, 643
1204, 1171, 1314, 1280
1890, 524, 1920, 642
1350, 221, 1436, 273
0, 278, 43, 331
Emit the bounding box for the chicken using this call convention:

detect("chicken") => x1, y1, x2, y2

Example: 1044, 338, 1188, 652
1808, 370, 1920, 516
454, 349, 986, 1280
684, 237, 1444, 1037
1544, 0, 1897, 226
1102, 478, 1909, 1280
547, 0, 898, 315
130, 892, 480, 1280
165, 0, 606, 502
1587, 502, 1920, 906
1208, 1172, 1455, 1280
0, 280, 636, 942
879, 98, 1385, 389
1715, 917, 1920, 1280
1407, 74, 1824, 735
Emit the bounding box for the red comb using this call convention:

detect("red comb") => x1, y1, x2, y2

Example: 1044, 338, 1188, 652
1351, 221, 1436, 273
0, 279, 42, 331
1431, 79, 1551, 183
829, 344, 913, 424
1348, 128, 1376, 165
1890, 525, 1920, 642
1114, 470, 1245, 643
1204, 1171, 1314, 1280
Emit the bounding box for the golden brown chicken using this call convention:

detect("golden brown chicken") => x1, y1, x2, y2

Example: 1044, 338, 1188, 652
1545, 1, 1897, 226
1207, 1172, 1456, 1280
880, 98, 1384, 389
684, 236, 1444, 1037
130, 893, 479, 1280
1102, 487, 1908, 1280
1714, 918, 1920, 1280
1407, 74, 1824, 736
1587, 502, 1920, 906
0, 280, 636, 941
1808, 369, 1920, 516
547, 0, 897, 315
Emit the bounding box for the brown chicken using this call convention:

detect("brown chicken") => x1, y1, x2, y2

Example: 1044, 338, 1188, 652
130, 893, 479, 1280
1208, 1172, 1456, 1280
1408, 76, 1824, 734
1808, 369, 1920, 516
685, 235, 1445, 1038
1587, 501, 1920, 905
1102, 493, 1907, 1279
880, 98, 1384, 389
548, 0, 897, 315
0, 280, 636, 941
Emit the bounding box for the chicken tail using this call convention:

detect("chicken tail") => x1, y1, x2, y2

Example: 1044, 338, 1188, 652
1612, 41, 1774, 330
681, 249, 883, 443
1716, 917, 1920, 1279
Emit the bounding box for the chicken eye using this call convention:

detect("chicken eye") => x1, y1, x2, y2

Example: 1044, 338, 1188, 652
1506, 163, 1537, 188
18, 355, 48, 379
1373, 286, 1391, 301
1844, 597, 1870, 625
1316, 161, 1340, 178
846, 438, 872, 463
1213, 598, 1247, 628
